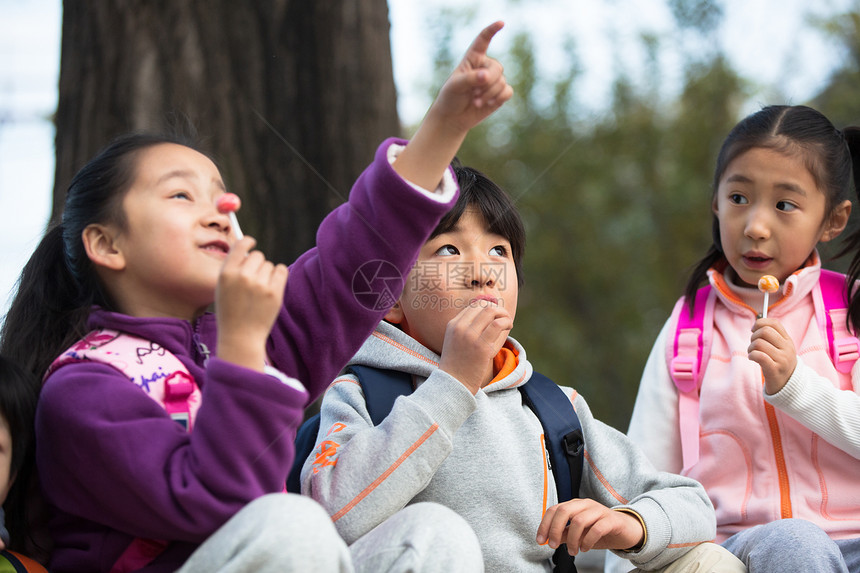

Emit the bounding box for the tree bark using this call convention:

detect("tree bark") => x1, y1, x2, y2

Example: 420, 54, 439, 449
54, 0, 400, 263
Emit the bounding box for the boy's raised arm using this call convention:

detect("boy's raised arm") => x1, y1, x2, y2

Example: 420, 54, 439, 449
393, 21, 512, 190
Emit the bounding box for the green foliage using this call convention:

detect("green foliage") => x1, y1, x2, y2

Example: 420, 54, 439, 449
812, 8, 860, 128
408, 4, 860, 431
667, 0, 724, 34
812, 5, 860, 268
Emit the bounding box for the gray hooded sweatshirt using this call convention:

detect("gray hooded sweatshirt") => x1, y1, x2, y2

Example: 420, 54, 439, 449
301, 321, 716, 571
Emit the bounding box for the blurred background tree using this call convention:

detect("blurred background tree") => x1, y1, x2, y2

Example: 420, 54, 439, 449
53, 0, 398, 265
422, 1, 860, 429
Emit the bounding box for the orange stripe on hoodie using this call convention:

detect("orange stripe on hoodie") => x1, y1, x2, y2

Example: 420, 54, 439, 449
332, 424, 439, 522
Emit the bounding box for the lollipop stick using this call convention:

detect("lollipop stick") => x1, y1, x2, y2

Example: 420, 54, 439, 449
228, 212, 243, 240
762, 291, 769, 319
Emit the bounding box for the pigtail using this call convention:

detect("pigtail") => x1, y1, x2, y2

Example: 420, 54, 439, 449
838, 126, 860, 334
683, 226, 724, 316
0, 224, 92, 382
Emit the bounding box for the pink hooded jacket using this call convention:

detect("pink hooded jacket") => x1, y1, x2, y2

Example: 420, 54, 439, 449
628, 253, 860, 543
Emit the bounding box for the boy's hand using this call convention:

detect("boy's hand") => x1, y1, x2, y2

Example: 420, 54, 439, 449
216, 236, 289, 371
748, 317, 797, 394
439, 301, 513, 394
392, 21, 512, 191
536, 499, 644, 555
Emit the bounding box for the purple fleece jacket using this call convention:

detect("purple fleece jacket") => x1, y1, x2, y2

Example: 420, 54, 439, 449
35, 139, 458, 573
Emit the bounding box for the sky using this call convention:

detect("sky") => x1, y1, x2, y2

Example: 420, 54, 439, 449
0, 0, 854, 318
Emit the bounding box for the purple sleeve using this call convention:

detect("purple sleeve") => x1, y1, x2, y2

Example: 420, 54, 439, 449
36, 358, 305, 542
266, 138, 458, 400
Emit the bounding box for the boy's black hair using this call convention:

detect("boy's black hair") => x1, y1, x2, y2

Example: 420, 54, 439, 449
432, 160, 526, 286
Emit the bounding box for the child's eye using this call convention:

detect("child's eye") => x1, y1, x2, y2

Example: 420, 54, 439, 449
776, 200, 797, 212
489, 245, 508, 257
435, 244, 459, 256
171, 191, 192, 201
728, 193, 748, 205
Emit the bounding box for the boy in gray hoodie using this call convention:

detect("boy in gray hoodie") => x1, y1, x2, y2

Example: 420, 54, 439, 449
300, 163, 744, 573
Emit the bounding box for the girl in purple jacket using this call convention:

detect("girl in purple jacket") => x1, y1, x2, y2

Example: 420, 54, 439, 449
0, 22, 512, 573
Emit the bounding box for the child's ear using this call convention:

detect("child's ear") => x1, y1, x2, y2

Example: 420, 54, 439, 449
82, 224, 126, 271
384, 301, 404, 324
821, 199, 853, 243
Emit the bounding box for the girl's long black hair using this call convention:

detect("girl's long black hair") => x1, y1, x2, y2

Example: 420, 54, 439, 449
1, 132, 198, 381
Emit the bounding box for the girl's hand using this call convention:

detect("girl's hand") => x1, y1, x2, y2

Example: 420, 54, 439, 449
748, 317, 797, 394
430, 21, 513, 133
216, 236, 289, 371
438, 301, 513, 394
536, 499, 645, 554
392, 21, 512, 191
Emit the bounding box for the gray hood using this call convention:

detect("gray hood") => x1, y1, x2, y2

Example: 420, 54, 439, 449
348, 320, 533, 393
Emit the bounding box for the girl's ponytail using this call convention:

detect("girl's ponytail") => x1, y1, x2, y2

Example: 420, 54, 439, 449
683, 228, 723, 316
839, 126, 860, 334
0, 224, 92, 382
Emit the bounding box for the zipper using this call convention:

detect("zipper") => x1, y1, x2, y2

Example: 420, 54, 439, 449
764, 398, 792, 518
540, 433, 549, 514
192, 321, 211, 366
714, 269, 796, 518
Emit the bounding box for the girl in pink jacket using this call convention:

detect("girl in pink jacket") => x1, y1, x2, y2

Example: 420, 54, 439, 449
610, 105, 860, 573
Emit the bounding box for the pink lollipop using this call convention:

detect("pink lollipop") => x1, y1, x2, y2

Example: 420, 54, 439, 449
757, 275, 779, 318
216, 193, 243, 240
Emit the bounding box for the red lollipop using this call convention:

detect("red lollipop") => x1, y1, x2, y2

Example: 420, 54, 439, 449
216, 193, 243, 239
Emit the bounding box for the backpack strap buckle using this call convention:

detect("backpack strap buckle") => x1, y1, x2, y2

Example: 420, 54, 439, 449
164, 371, 195, 430
833, 336, 860, 373
670, 328, 702, 393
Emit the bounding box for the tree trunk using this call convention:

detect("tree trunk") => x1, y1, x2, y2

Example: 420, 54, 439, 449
54, 0, 400, 263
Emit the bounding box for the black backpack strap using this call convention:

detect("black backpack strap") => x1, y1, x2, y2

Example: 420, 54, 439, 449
287, 411, 322, 493
519, 371, 584, 573
287, 365, 414, 492
346, 364, 415, 425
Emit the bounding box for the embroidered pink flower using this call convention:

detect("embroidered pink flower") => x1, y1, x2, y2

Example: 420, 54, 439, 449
72, 330, 117, 352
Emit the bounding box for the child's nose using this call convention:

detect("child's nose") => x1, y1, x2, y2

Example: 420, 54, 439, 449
744, 208, 770, 240
469, 270, 496, 288
205, 205, 231, 232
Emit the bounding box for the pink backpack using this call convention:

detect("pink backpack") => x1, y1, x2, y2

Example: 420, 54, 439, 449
666, 269, 860, 470
47, 328, 202, 572
47, 329, 201, 430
